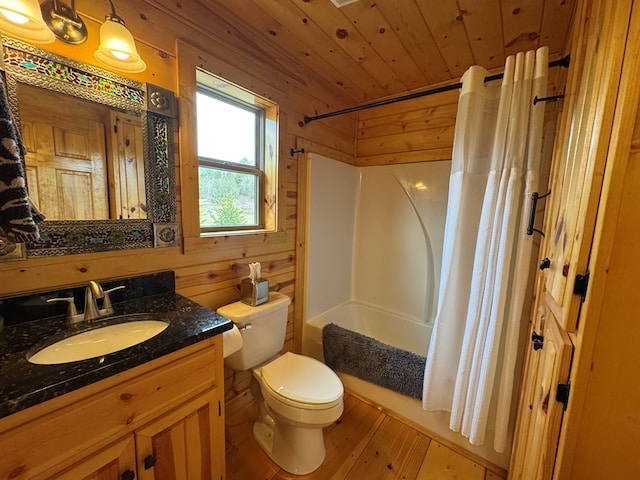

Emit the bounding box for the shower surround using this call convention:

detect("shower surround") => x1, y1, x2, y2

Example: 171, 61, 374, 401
301, 153, 510, 468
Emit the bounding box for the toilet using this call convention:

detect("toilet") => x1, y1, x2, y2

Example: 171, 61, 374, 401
218, 292, 344, 475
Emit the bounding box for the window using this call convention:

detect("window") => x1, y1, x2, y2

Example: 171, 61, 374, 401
195, 69, 278, 233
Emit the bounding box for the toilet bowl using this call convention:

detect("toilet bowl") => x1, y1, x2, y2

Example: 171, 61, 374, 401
218, 292, 344, 475
252, 352, 343, 474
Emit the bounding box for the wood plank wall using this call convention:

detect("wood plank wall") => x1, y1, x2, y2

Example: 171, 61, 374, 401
0, 1, 565, 403
356, 61, 567, 166
357, 89, 458, 165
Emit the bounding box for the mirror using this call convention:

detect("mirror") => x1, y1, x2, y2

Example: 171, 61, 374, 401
2, 37, 176, 256
17, 83, 147, 221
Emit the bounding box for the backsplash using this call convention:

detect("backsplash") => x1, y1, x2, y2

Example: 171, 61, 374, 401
0, 271, 175, 327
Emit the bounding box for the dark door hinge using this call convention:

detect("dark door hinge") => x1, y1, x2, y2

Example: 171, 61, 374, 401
218, 400, 221, 417
531, 332, 544, 350
573, 271, 590, 302
143, 454, 156, 470
556, 381, 571, 411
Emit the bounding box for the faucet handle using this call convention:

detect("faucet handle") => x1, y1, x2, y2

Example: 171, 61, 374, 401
47, 297, 82, 324
101, 285, 126, 315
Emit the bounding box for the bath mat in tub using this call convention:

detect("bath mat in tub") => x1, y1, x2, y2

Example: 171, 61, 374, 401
322, 323, 426, 400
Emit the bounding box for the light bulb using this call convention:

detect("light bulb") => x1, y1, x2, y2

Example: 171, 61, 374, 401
1, 9, 29, 24
111, 50, 129, 60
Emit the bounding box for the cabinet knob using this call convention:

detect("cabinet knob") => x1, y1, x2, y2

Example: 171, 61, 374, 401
144, 454, 156, 470
121, 470, 135, 480
539, 257, 551, 270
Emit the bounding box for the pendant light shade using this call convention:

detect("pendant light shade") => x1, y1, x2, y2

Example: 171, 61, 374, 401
93, 14, 146, 73
0, 0, 55, 43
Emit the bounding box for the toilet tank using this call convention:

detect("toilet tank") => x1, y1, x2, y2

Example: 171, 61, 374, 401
218, 292, 291, 371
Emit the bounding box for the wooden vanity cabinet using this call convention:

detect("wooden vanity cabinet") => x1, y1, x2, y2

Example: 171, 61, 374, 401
134, 389, 220, 480
55, 436, 136, 480
0, 336, 226, 480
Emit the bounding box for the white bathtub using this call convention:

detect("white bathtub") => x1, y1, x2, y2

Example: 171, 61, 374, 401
302, 300, 432, 363
302, 300, 509, 469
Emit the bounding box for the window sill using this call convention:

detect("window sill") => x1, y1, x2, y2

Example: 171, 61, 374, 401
199, 228, 274, 237
182, 229, 288, 256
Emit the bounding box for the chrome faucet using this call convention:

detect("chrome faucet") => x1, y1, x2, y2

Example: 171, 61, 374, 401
84, 280, 104, 321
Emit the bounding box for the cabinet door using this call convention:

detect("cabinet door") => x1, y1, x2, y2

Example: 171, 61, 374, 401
135, 389, 223, 480
55, 436, 136, 480
509, 293, 573, 480
542, 0, 633, 332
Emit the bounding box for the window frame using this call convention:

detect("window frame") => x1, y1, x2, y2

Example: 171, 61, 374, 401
190, 67, 279, 238
196, 83, 266, 232
177, 39, 285, 254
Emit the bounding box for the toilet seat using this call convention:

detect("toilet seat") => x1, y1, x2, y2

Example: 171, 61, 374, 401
259, 352, 343, 410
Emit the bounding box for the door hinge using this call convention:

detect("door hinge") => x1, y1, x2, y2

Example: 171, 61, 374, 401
573, 271, 590, 302
556, 381, 571, 411
531, 332, 544, 350
218, 400, 221, 417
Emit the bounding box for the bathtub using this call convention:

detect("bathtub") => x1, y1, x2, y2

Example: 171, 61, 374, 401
302, 300, 510, 469
303, 300, 431, 362
305, 301, 431, 400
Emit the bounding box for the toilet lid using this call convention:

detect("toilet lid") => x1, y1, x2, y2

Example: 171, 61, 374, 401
261, 352, 343, 405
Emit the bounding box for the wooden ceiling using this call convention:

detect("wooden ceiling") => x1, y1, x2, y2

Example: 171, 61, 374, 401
186, 0, 576, 105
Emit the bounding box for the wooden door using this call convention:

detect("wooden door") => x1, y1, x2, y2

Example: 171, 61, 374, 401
541, 0, 634, 332
55, 436, 136, 480
108, 111, 147, 220
510, 0, 635, 477
18, 83, 109, 220
135, 389, 223, 480
509, 292, 573, 479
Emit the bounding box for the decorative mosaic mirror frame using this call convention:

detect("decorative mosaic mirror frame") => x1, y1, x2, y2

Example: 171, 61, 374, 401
1, 37, 176, 257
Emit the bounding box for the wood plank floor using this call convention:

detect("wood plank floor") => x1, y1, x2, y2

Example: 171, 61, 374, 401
225, 391, 507, 480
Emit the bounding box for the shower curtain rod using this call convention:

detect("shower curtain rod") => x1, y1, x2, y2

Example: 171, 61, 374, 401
303, 55, 570, 124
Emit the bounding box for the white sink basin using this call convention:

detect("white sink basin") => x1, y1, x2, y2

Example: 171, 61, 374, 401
28, 319, 169, 365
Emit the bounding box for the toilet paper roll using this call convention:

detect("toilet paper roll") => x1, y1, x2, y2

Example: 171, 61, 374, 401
222, 324, 243, 358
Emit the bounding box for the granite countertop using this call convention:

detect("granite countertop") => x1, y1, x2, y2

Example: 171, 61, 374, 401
0, 291, 232, 419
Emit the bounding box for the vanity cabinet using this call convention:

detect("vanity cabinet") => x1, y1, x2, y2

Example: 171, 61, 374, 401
134, 389, 220, 480
0, 336, 225, 480
55, 436, 136, 480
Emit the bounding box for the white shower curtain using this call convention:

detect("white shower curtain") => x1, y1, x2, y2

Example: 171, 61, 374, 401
422, 47, 548, 452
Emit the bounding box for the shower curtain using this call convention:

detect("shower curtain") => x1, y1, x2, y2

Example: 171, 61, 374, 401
422, 47, 548, 452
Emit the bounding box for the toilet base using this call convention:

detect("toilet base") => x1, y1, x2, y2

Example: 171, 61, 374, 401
253, 413, 327, 475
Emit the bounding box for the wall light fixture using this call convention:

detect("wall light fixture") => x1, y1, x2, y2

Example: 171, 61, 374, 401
0, 0, 55, 43
0, 0, 146, 72
41, 0, 87, 45
93, 1, 146, 73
